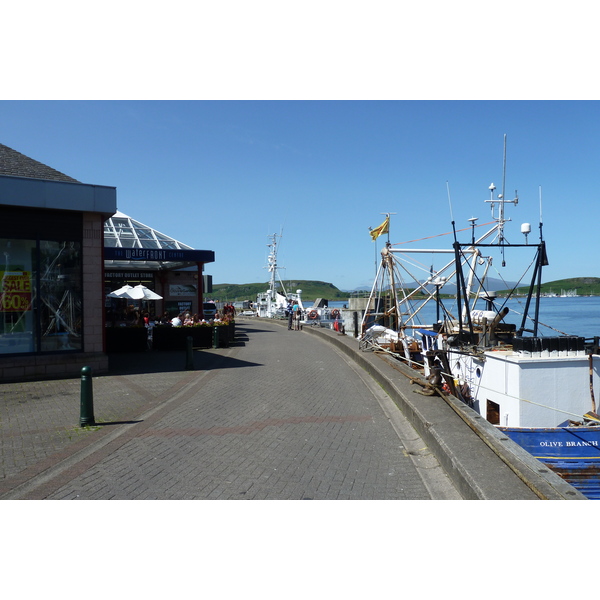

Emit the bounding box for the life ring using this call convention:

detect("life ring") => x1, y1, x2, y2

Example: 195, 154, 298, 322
331, 309, 340, 319
308, 310, 318, 320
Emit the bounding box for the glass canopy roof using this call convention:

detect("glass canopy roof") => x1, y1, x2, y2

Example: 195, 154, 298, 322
104, 211, 194, 250
104, 211, 214, 271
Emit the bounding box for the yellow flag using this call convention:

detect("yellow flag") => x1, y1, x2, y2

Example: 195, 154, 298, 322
370, 216, 389, 241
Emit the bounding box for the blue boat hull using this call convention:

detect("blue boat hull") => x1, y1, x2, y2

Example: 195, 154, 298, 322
499, 426, 600, 500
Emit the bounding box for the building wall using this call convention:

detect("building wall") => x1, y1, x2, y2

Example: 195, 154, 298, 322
163, 270, 201, 317
0, 149, 116, 382
83, 213, 106, 354
0, 210, 110, 382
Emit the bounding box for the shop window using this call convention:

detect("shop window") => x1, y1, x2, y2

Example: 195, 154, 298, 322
0, 238, 82, 355
0, 239, 36, 353
39, 241, 83, 352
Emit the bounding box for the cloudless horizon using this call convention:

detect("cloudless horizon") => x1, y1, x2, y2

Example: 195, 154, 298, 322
2, 100, 599, 292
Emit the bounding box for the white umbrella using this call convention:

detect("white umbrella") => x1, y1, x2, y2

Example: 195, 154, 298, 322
107, 284, 162, 300
128, 284, 163, 300
107, 284, 134, 298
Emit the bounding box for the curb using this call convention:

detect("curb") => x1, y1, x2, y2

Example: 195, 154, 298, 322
254, 317, 586, 500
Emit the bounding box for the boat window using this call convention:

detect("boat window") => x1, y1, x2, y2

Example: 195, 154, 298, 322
476, 367, 481, 378
486, 400, 500, 425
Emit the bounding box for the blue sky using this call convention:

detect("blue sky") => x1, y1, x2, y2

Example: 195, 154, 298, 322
2, 100, 599, 291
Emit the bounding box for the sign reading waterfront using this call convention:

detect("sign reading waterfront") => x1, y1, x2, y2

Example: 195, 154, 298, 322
104, 247, 215, 263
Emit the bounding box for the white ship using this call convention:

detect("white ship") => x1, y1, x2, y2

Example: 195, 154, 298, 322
255, 233, 304, 319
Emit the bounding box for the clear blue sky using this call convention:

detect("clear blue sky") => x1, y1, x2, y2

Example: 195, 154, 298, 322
2, 100, 599, 291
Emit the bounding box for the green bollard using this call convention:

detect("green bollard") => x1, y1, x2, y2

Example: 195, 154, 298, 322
185, 336, 194, 370
80, 366, 95, 427
212, 325, 219, 349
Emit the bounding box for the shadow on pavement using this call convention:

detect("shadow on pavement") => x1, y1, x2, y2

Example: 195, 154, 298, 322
101, 322, 274, 377
95, 420, 144, 427
105, 350, 263, 377
235, 325, 279, 334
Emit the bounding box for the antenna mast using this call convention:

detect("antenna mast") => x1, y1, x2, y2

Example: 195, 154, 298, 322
266, 233, 279, 297
485, 134, 518, 265
265, 231, 290, 299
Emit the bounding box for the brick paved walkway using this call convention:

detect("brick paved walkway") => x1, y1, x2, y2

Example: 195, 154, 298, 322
1, 319, 460, 500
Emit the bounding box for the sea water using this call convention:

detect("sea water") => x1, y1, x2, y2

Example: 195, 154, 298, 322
329, 296, 600, 339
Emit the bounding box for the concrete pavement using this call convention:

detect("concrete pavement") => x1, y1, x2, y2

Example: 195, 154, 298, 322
0, 319, 460, 500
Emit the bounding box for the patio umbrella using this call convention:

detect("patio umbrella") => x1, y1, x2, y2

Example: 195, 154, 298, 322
107, 284, 134, 298
107, 284, 162, 300
128, 284, 163, 300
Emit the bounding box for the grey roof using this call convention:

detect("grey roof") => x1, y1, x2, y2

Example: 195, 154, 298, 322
0, 143, 80, 183
0, 142, 116, 217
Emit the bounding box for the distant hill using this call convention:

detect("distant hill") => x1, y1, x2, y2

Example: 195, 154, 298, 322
419, 277, 518, 296
213, 277, 600, 302
417, 277, 600, 296
509, 277, 600, 296
212, 280, 348, 302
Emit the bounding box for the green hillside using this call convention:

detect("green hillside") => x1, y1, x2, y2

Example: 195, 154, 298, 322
213, 277, 600, 302
509, 277, 600, 296
212, 280, 348, 302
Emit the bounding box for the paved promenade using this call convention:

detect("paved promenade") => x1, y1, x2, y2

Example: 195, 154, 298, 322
0, 319, 461, 500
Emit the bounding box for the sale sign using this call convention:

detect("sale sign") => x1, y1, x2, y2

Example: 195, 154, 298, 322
0, 271, 32, 312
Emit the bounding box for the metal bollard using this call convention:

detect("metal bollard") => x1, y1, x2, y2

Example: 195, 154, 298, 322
212, 326, 219, 349
185, 336, 194, 370
79, 366, 95, 427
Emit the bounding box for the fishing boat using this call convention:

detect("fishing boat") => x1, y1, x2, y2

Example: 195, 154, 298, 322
255, 233, 305, 319
359, 137, 600, 499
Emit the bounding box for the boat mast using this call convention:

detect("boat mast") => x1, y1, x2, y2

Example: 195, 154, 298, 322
486, 135, 518, 260
266, 233, 278, 299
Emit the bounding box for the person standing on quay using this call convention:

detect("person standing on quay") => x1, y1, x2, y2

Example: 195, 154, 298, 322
293, 300, 301, 331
